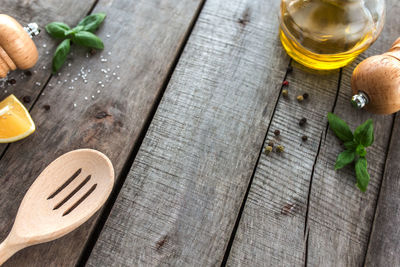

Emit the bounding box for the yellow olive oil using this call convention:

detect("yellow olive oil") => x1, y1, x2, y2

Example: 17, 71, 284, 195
279, 0, 377, 70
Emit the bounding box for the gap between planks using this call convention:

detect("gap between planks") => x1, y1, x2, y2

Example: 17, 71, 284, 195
220, 59, 293, 266
76, 0, 207, 265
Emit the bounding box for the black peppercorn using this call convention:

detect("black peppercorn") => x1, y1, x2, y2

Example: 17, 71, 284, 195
268, 140, 274, 147
43, 104, 51, 111
302, 135, 308, 142
22, 96, 31, 103
274, 130, 280, 136
24, 70, 32, 76
8, 79, 16, 85
303, 93, 309, 99
299, 118, 307, 126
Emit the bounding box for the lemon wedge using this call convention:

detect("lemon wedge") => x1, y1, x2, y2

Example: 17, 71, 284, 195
0, 94, 35, 143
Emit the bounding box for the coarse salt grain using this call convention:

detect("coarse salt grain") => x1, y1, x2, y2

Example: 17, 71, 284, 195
106, 34, 110, 38
108, 52, 111, 55
97, 90, 101, 94
35, 82, 41, 86
101, 84, 105, 88
91, 95, 95, 99
73, 103, 77, 108
116, 65, 120, 68
84, 97, 88, 100
42, 44, 47, 48
117, 77, 120, 80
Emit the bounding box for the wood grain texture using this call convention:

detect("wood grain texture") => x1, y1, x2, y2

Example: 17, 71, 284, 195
305, 1, 399, 264
364, 113, 400, 266
227, 63, 341, 266
228, 0, 399, 266
87, 0, 290, 265
0, 0, 96, 162
0, 0, 202, 266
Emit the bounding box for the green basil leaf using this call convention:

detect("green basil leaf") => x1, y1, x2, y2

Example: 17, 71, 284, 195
72, 25, 84, 32
335, 150, 355, 170
356, 144, 367, 157
52, 39, 70, 73
354, 119, 374, 147
72, 31, 104, 49
344, 140, 358, 151
355, 157, 370, 192
327, 113, 354, 142
45, 22, 70, 39
77, 13, 106, 32
64, 29, 76, 38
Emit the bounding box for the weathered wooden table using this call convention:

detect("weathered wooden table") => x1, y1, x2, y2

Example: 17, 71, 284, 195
1, 0, 399, 266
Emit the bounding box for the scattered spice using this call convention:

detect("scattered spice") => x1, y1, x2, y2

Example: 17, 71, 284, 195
22, 96, 31, 103
90, 48, 97, 55
8, 79, 16, 85
282, 89, 288, 98
43, 104, 51, 111
303, 93, 309, 99
24, 70, 32, 76
286, 66, 293, 74
297, 95, 304, 102
276, 145, 284, 153
299, 117, 307, 126
95, 111, 110, 119
274, 129, 280, 136
302, 135, 308, 142
282, 80, 289, 86
265, 145, 273, 155
281, 203, 295, 215
267, 140, 274, 147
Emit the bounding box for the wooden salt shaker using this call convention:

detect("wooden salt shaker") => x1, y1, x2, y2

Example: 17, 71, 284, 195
0, 14, 39, 78
351, 38, 400, 114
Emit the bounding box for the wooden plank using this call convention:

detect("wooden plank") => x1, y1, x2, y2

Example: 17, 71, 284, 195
0, 0, 203, 266
305, 0, 399, 263
364, 113, 399, 266
227, 0, 399, 266
86, 0, 290, 265
227, 63, 341, 266
0, 0, 96, 161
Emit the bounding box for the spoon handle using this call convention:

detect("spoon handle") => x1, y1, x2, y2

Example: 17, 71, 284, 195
0, 236, 22, 266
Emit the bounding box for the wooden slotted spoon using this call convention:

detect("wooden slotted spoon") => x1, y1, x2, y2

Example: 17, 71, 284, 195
0, 149, 114, 265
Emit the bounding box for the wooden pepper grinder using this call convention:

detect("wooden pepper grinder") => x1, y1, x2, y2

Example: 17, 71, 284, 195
351, 37, 400, 114
0, 14, 39, 78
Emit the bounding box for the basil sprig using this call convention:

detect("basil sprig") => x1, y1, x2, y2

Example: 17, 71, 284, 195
327, 113, 374, 192
45, 13, 106, 73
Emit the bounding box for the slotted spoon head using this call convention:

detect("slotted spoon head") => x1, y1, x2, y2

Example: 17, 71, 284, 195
8, 149, 114, 248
